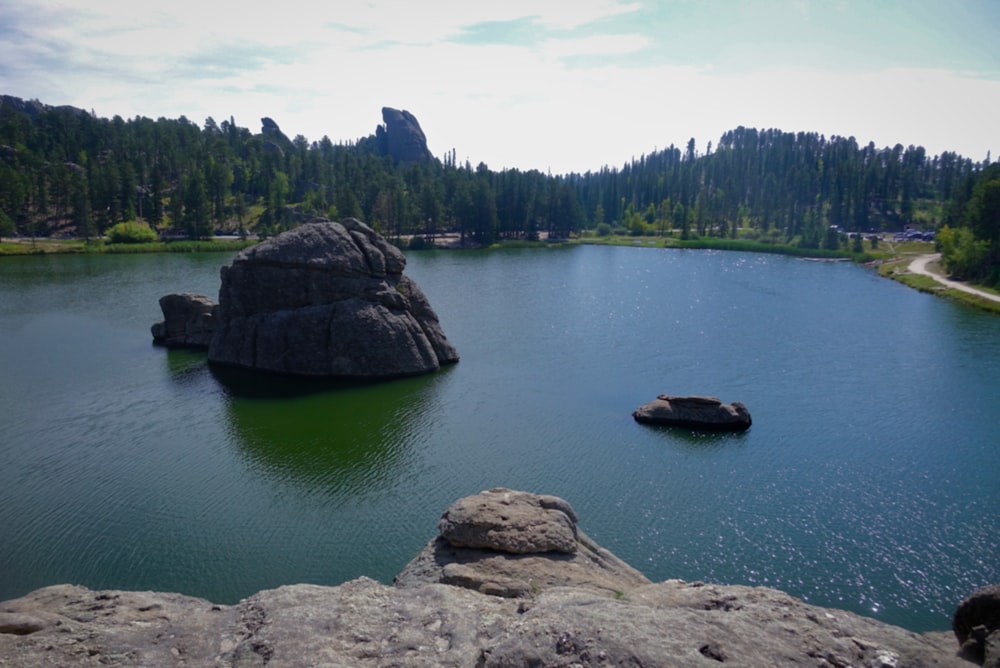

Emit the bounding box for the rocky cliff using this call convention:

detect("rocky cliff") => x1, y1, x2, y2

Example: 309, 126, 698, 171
0, 489, 978, 667
206, 218, 458, 378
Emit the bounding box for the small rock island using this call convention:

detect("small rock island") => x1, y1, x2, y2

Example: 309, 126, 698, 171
152, 218, 459, 379
633, 394, 752, 431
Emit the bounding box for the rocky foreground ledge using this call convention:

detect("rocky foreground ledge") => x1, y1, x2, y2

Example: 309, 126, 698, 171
0, 489, 989, 667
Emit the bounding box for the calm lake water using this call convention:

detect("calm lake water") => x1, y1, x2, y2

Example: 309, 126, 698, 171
1, 245, 997, 632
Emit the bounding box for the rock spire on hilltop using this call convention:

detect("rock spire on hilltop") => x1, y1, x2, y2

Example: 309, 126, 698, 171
375, 107, 433, 164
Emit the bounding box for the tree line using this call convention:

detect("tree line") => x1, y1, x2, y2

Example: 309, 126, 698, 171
0, 97, 996, 283
0, 99, 583, 245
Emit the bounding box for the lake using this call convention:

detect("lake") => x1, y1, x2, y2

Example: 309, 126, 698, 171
0, 244, 997, 633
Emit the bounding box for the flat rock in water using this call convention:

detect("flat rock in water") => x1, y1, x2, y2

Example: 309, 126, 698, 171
633, 394, 752, 431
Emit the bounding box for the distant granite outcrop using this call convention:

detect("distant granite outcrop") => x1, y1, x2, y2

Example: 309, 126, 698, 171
260, 116, 283, 137
0, 488, 974, 667
259, 116, 291, 156
633, 394, 752, 431
375, 107, 433, 164
205, 218, 458, 378
0, 95, 87, 121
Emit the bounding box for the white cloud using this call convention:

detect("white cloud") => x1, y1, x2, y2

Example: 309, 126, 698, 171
541, 33, 650, 59
333, 0, 641, 38
519, 1, 642, 30
400, 63, 1000, 173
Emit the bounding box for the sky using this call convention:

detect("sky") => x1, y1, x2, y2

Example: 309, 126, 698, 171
2, 0, 999, 175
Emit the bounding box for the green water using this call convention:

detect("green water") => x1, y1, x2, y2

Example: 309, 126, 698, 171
1, 246, 997, 632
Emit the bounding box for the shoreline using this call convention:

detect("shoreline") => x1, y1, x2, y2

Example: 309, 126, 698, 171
5, 234, 998, 314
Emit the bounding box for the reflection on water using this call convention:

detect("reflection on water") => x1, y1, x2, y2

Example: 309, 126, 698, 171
640, 424, 751, 450
210, 364, 398, 399
164, 348, 211, 379
219, 368, 450, 498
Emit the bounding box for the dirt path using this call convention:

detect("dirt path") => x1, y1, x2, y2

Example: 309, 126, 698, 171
907, 253, 1000, 303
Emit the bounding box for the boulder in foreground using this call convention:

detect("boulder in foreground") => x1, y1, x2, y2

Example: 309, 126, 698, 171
394, 487, 650, 597
954, 584, 1000, 666
633, 394, 752, 431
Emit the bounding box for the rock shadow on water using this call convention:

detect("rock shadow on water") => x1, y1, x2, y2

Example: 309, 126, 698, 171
208, 363, 396, 399
163, 348, 212, 382
635, 420, 751, 451
218, 368, 451, 497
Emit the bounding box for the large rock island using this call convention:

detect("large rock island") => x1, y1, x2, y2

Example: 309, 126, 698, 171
0, 489, 979, 667
153, 218, 458, 379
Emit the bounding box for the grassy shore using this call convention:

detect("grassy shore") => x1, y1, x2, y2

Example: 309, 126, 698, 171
578, 234, 873, 260
874, 255, 1000, 314
0, 237, 256, 256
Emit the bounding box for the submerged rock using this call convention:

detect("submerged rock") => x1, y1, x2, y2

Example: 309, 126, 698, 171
205, 219, 458, 378
633, 394, 752, 431
0, 488, 975, 667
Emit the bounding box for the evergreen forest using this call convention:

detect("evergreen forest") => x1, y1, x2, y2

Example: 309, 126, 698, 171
1, 96, 998, 285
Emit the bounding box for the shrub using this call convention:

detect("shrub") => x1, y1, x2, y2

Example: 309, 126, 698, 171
0, 209, 14, 238
408, 236, 432, 250
595, 222, 612, 237
106, 221, 158, 244
941, 226, 991, 280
